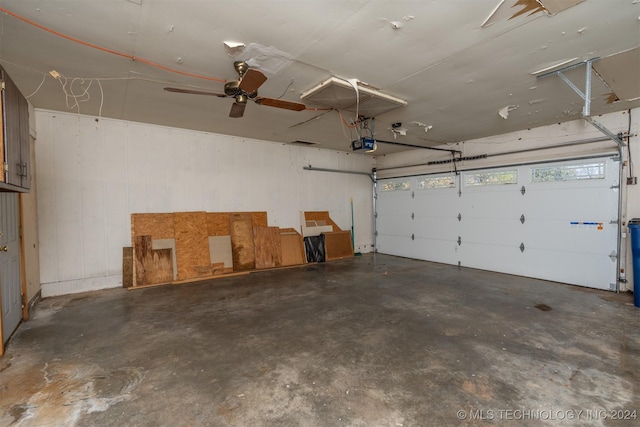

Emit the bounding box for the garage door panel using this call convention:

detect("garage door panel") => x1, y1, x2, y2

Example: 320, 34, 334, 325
414, 216, 459, 241
376, 193, 412, 216
524, 188, 617, 219
376, 157, 619, 290
462, 218, 523, 246
376, 235, 415, 258
461, 191, 522, 218
524, 220, 615, 255
377, 214, 413, 237
460, 243, 526, 276
518, 248, 615, 290
414, 238, 459, 265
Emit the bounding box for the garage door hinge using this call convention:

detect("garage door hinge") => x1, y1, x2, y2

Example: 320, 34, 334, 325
520, 214, 526, 224
457, 213, 462, 222
609, 219, 618, 224
374, 212, 378, 218
520, 243, 525, 252
609, 251, 617, 262
457, 236, 462, 246
411, 191, 415, 199
610, 184, 620, 190
520, 186, 526, 195
411, 233, 415, 241
411, 212, 414, 220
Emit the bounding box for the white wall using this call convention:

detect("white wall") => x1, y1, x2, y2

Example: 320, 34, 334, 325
35, 110, 375, 296
377, 108, 640, 292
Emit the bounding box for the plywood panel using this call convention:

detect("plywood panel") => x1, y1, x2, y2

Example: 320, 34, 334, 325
304, 211, 342, 231
133, 235, 173, 286
131, 213, 175, 241
207, 212, 231, 236
122, 247, 133, 288
324, 230, 354, 261
173, 211, 210, 280
251, 212, 268, 228
209, 235, 233, 269
254, 226, 282, 269
230, 213, 256, 271
280, 231, 306, 266
152, 239, 177, 280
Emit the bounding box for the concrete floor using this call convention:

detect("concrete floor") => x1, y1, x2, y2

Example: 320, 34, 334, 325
1, 254, 639, 426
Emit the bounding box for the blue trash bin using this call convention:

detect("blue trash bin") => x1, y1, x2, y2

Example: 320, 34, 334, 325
629, 218, 640, 307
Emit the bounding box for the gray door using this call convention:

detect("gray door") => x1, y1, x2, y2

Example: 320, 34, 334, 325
1, 192, 22, 343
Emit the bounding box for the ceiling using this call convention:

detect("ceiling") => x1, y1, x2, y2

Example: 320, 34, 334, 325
0, 0, 638, 155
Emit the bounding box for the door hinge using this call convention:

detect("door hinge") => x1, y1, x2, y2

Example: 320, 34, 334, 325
1, 81, 5, 90
609, 250, 617, 262
519, 242, 525, 252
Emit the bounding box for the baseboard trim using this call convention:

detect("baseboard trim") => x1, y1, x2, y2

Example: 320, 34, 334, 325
41, 275, 122, 298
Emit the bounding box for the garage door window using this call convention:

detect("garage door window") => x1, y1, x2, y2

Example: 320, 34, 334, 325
464, 170, 517, 187
380, 180, 411, 192
531, 162, 606, 183
417, 176, 456, 189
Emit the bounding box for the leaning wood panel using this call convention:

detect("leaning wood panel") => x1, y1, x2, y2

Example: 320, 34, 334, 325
122, 247, 133, 288
133, 236, 173, 286
173, 211, 210, 280
230, 213, 256, 271
251, 212, 268, 228
206, 212, 231, 236
131, 213, 175, 240
304, 211, 342, 232
254, 226, 282, 269
280, 230, 306, 266
324, 230, 354, 261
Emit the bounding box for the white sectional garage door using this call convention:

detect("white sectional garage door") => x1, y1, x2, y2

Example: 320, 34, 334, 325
376, 156, 620, 290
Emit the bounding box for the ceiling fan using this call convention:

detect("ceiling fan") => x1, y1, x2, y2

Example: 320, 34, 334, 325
164, 61, 307, 118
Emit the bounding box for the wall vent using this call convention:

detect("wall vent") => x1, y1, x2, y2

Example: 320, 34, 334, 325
300, 77, 407, 117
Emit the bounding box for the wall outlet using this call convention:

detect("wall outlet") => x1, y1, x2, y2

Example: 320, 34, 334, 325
627, 177, 637, 185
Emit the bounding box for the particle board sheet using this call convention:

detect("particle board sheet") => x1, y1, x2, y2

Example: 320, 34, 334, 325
254, 226, 282, 269
133, 235, 173, 286
207, 212, 231, 236
152, 239, 178, 280
304, 211, 342, 232
209, 235, 233, 269
230, 213, 256, 271
324, 230, 354, 261
280, 230, 306, 266
173, 211, 210, 280
250, 211, 268, 229
131, 213, 175, 240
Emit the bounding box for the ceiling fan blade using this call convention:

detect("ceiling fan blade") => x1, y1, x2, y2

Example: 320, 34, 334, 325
255, 97, 307, 111
238, 69, 267, 93
229, 101, 247, 118
164, 87, 226, 97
